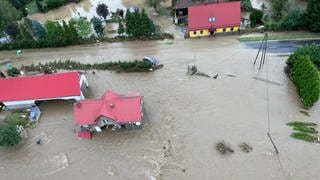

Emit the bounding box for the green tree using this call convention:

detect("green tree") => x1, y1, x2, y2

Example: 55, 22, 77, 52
32, 20, 45, 39
241, 0, 252, 11
125, 9, 134, 36
69, 17, 92, 39
281, 9, 302, 31
0, 124, 21, 147
4, 21, 20, 40
18, 23, 32, 40
117, 20, 125, 35
0, 0, 21, 32
23, 17, 35, 39
250, 9, 263, 27
96, 3, 108, 20
271, 0, 287, 20
140, 9, 155, 36
305, 0, 320, 32
91, 16, 104, 36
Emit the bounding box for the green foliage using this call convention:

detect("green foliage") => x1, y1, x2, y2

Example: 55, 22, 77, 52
241, 0, 252, 11
290, 132, 316, 143
117, 20, 125, 35
32, 19, 45, 39
44, 0, 65, 10
6, 67, 20, 77
286, 121, 317, 127
4, 112, 29, 128
271, 0, 287, 20
0, 124, 21, 147
70, 17, 92, 39
22, 59, 153, 72
96, 3, 109, 20
0, 0, 21, 31
281, 9, 303, 31
124, 8, 155, 37
287, 44, 320, 68
293, 126, 318, 134
5, 21, 20, 40
290, 56, 320, 108
250, 9, 263, 27
91, 16, 104, 36
305, 0, 320, 32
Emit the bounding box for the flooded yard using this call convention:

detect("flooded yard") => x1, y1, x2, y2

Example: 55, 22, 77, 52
0, 36, 320, 180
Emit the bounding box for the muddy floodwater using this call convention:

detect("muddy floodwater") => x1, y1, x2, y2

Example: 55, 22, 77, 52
0, 36, 320, 180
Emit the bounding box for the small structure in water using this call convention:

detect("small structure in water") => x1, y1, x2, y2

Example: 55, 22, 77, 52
74, 90, 144, 139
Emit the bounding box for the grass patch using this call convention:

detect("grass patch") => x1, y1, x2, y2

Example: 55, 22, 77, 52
286, 121, 317, 127
290, 132, 317, 143
238, 32, 320, 42
299, 110, 310, 116
293, 126, 318, 134
26, 0, 39, 15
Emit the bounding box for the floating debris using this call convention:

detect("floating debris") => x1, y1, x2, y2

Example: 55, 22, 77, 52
216, 141, 234, 154
225, 74, 236, 77
213, 74, 219, 79
299, 110, 310, 117
239, 142, 253, 153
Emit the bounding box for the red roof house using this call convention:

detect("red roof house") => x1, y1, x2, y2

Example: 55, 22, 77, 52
74, 90, 144, 138
188, 1, 240, 37
0, 71, 88, 109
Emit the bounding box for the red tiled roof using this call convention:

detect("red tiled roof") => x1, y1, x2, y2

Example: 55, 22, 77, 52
174, 0, 229, 9
188, 1, 241, 31
0, 71, 81, 102
74, 90, 143, 125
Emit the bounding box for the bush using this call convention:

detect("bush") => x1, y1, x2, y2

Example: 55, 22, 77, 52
4, 112, 29, 128
291, 56, 320, 108
0, 124, 21, 147
290, 132, 316, 143
241, 0, 252, 11
6, 67, 20, 77
287, 44, 320, 68
250, 9, 263, 27
281, 9, 303, 31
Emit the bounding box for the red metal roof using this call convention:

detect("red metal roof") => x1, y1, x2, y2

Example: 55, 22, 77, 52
188, 1, 241, 31
74, 90, 143, 125
0, 71, 81, 102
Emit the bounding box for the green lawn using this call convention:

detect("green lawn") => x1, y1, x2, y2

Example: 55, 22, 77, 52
26, 0, 39, 15
238, 32, 320, 42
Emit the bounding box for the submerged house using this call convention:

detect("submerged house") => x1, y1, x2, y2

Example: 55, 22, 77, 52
0, 71, 88, 109
74, 90, 144, 139
188, 1, 241, 38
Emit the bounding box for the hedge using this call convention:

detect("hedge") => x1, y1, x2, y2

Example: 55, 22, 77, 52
291, 55, 320, 108
22, 59, 153, 72
287, 44, 320, 68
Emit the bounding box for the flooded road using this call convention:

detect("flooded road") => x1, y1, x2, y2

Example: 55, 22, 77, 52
0, 36, 320, 180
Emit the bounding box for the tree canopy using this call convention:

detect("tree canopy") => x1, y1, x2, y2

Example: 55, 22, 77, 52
0, 124, 21, 147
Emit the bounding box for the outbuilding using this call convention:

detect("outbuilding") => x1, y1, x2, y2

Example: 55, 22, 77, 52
0, 71, 88, 109
188, 1, 241, 38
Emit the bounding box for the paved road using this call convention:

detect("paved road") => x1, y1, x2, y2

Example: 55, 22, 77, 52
242, 39, 320, 54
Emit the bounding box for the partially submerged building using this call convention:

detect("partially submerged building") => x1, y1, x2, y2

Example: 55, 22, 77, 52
0, 71, 88, 109
188, 1, 241, 37
74, 90, 144, 139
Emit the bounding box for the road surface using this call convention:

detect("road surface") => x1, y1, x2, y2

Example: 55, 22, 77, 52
242, 39, 320, 54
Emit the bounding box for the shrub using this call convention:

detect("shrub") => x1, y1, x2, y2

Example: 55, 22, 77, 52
290, 132, 316, 143
286, 121, 317, 127
241, 0, 252, 11
0, 124, 21, 147
281, 9, 303, 31
4, 112, 29, 128
250, 9, 263, 27
291, 56, 320, 108
287, 44, 320, 68
6, 67, 20, 77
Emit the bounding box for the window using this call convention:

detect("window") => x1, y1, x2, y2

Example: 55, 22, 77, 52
231, 27, 234, 31
200, 30, 203, 34
193, 31, 196, 35
208, 16, 216, 22
223, 28, 226, 32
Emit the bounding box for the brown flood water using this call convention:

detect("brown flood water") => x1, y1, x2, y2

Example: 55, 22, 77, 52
0, 36, 320, 180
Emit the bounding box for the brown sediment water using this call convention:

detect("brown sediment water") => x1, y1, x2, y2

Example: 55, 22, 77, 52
0, 36, 320, 180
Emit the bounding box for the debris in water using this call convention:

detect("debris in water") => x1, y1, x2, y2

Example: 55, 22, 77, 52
216, 141, 234, 154
225, 74, 236, 77
182, 168, 186, 173
36, 138, 42, 145
187, 64, 211, 78
239, 142, 253, 153
92, 71, 95, 75
299, 110, 310, 117
213, 74, 218, 79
